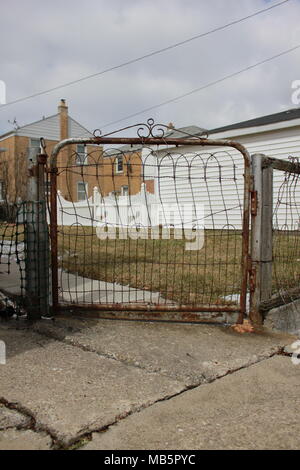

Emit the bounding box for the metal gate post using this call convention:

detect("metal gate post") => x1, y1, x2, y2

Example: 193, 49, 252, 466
25, 142, 49, 320
250, 154, 273, 325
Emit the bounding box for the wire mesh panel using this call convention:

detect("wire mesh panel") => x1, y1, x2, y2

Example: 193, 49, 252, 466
0, 200, 50, 318
49, 122, 251, 321
0, 202, 26, 302
272, 157, 300, 298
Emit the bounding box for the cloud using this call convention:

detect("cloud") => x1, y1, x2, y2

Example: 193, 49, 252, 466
0, 0, 299, 135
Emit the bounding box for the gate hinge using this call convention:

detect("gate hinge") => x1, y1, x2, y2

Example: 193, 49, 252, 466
28, 165, 38, 177
37, 153, 48, 165
250, 190, 258, 216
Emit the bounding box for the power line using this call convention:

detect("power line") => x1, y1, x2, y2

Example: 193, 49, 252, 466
100, 43, 300, 129
0, 0, 292, 109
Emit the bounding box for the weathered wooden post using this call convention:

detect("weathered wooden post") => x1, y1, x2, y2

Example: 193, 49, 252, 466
25, 139, 49, 320
250, 154, 273, 325
261, 158, 273, 303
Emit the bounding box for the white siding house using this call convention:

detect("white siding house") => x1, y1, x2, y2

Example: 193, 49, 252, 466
141, 109, 300, 230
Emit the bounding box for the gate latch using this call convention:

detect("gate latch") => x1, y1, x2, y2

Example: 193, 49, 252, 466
251, 190, 258, 216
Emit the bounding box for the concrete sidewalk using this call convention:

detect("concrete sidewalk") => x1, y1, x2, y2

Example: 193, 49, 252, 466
84, 355, 300, 450
0, 316, 299, 450
0, 258, 174, 306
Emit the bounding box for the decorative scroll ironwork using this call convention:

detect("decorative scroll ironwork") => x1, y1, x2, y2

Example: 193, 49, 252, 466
93, 119, 208, 141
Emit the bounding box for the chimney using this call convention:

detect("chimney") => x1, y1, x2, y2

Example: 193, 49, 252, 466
58, 99, 68, 140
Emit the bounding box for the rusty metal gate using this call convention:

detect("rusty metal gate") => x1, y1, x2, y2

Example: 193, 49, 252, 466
48, 120, 251, 323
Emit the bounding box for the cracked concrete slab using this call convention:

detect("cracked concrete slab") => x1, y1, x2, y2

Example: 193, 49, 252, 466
0, 404, 31, 430
83, 356, 300, 450
0, 326, 184, 446
0, 429, 51, 450
33, 317, 295, 386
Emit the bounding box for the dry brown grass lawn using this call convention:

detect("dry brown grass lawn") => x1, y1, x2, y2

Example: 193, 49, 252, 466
1, 223, 299, 306
58, 226, 243, 306
55, 227, 300, 305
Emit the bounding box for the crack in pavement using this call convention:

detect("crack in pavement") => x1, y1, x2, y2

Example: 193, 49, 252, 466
33, 325, 286, 386
0, 398, 59, 449
66, 347, 284, 450
1, 322, 289, 450
0, 347, 285, 450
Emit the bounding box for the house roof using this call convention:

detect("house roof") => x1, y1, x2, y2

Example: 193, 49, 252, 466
107, 108, 300, 155
3, 106, 299, 146
209, 108, 300, 134
0, 113, 93, 141
165, 125, 207, 138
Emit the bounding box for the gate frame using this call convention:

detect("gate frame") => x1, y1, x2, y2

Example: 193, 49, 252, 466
49, 125, 252, 324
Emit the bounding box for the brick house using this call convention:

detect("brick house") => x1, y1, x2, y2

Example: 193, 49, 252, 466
0, 100, 101, 204
101, 144, 154, 197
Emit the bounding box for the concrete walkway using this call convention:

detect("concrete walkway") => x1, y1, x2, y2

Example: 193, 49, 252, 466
0, 253, 24, 297
57, 269, 173, 305
0, 316, 299, 450
0, 258, 173, 305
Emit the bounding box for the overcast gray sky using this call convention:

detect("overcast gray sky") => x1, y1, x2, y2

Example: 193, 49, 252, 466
0, 0, 299, 135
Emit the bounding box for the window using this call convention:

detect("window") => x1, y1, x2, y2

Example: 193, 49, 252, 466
31, 138, 40, 149
76, 144, 87, 165
115, 155, 123, 173
121, 185, 129, 196
28, 138, 40, 162
77, 182, 88, 201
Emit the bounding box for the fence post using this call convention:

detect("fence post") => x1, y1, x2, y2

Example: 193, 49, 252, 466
250, 154, 273, 325
25, 141, 49, 320
261, 159, 273, 302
